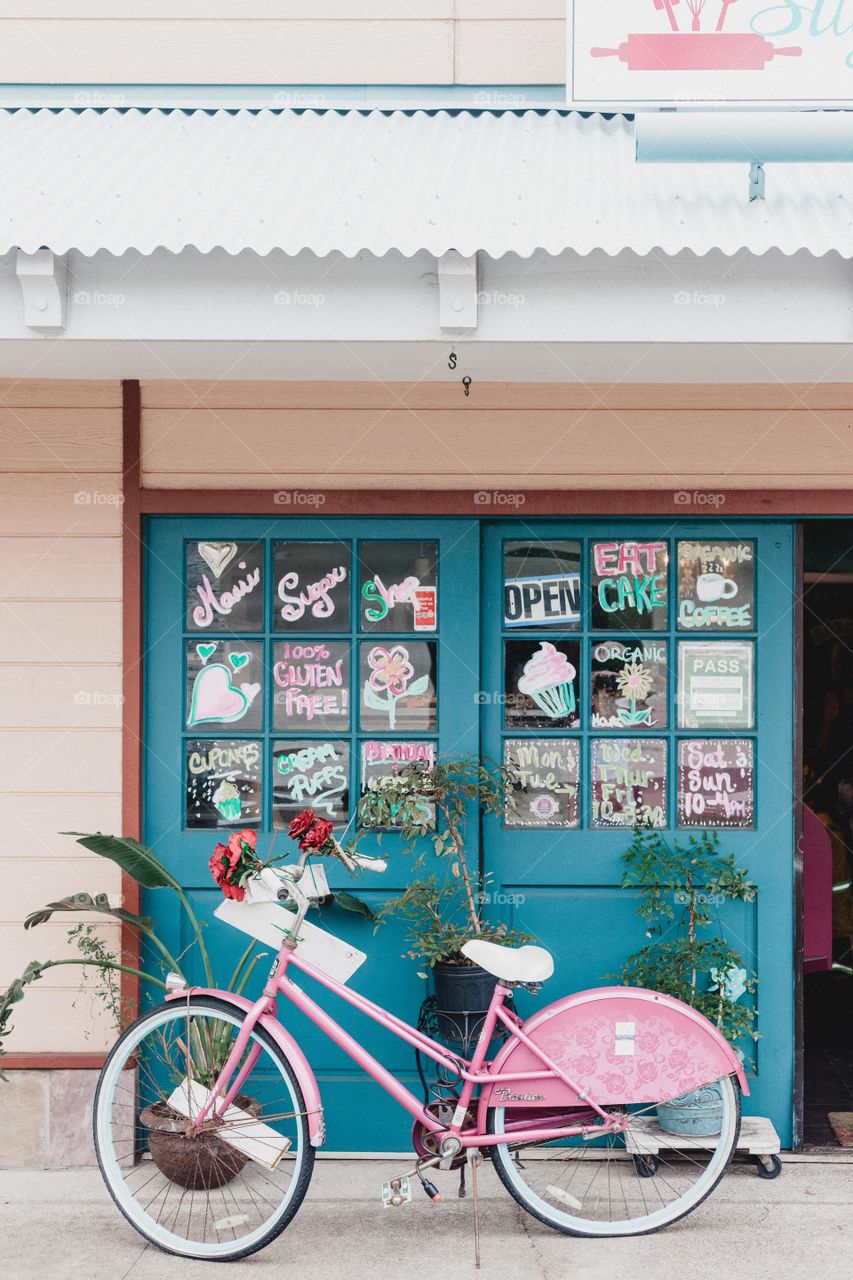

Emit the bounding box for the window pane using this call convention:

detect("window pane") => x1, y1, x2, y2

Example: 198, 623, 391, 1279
185, 739, 262, 829
273, 740, 350, 827
591, 638, 668, 729
186, 540, 264, 632
504, 640, 580, 729
186, 639, 264, 733
273, 640, 351, 732
359, 641, 437, 732
360, 739, 436, 828
273, 541, 351, 632
359, 541, 437, 632
677, 738, 755, 828
504, 539, 581, 630
677, 539, 755, 631
590, 738, 667, 828
677, 641, 755, 730
504, 738, 580, 828
591, 539, 668, 631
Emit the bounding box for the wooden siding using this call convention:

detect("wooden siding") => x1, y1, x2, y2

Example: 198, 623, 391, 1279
140, 381, 853, 492
0, 7, 564, 85
0, 381, 123, 1055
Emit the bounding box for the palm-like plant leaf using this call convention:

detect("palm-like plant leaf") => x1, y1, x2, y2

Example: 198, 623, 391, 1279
25, 892, 153, 932
63, 833, 177, 890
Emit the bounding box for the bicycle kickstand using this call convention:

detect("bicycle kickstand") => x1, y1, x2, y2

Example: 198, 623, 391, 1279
470, 1154, 481, 1270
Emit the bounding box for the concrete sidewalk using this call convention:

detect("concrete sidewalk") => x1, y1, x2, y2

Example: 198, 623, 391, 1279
1, 1155, 851, 1280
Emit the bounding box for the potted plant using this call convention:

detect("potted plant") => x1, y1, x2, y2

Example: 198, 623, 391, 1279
0, 818, 371, 1183
615, 827, 758, 1136
360, 756, 533, 1034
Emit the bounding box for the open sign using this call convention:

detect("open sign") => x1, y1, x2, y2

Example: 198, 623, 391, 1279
504, 573, 581, 628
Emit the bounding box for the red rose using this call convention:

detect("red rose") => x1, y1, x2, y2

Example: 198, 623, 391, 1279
300, 818, 334, 851
223, 880, 245, 902
209, 845, 229, 886
288, 809, 315, 840
227, 829, 256, 859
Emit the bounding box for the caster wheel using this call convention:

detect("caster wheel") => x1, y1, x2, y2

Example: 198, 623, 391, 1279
633, 1154, 660, 1178
755, 1154, 782, 1179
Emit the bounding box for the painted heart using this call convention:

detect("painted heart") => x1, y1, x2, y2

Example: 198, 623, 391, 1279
240, 682, 261, 704
198, 541, 238, 579
188, 664, 249, 726
196, 642, 217, 665
229, 651, 251, 672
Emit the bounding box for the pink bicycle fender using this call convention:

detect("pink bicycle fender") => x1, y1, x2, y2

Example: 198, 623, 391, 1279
479, 986, 748, 1121
166, 988, 325, 1147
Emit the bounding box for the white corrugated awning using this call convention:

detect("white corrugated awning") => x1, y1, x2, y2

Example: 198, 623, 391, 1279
4, 106, 853, 259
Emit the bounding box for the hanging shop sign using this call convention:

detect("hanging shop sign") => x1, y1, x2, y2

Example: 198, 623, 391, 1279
566, 2, 853, 109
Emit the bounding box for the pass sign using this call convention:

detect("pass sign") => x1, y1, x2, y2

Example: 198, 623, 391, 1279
566, 1, 853, 109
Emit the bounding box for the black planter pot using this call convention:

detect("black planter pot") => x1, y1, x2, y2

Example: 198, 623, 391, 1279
432, 961, 498, 1041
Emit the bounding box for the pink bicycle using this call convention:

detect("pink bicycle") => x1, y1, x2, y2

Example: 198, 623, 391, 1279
93, 845, 746, 1260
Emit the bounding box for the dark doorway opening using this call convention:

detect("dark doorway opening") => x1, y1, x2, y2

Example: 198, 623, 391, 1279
801, 524, 853, 1149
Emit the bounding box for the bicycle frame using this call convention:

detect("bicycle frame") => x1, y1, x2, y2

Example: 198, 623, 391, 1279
190, 938, 621, 1149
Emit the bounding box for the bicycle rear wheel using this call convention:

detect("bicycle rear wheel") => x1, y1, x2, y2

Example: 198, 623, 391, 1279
94, 997, 314, 1260
488, 1073, 741, 1237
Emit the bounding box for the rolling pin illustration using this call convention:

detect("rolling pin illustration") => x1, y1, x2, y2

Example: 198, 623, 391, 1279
590, 33, 802, 71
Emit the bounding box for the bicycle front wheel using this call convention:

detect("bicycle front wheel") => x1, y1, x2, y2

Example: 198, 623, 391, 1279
94, 997, 315, 1261
488, 1073, 741, 1237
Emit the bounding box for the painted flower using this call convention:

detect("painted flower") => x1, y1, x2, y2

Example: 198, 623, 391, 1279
616, 661, 653, 703
367, 645, 414, 697
288, 809, 316, 841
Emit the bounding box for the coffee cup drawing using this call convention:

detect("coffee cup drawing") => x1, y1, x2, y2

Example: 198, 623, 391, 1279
696, 572, 738, 603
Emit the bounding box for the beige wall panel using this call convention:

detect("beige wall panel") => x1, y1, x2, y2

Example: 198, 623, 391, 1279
0, 20, 454, 84
0, 793, 122, 858
0, 475, 123, 537
0, 922, 123, 987
1, 862, 124, 924
455, 20, 562, 83
0, 601, 121, 665
0, 730, 122, 794
141, 381, 853, 412
141, 406, 853, 490
0, 666, 123, 730
458, 2, 562, 15
0, 410, 121, 473
2, 988, 117, 1054
5, 3, 453, 16
0, 381, 121, 409
0, 537, 122, 602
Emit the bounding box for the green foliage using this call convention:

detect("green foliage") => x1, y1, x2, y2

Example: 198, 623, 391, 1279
62, 832, 179, 890
616, 828, 758, 1053
25, 892, 153, 933
363, 755, 533, 967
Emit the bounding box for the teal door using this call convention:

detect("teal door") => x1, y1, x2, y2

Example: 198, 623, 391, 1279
144, 516, 480, 1151
144, 515, 795, 1148
481, 520, 795, 1145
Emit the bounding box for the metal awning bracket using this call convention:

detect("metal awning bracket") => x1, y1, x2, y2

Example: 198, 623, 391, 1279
16, 248, 67, 331
437, 250, 479, 331
749, 163, 765, 203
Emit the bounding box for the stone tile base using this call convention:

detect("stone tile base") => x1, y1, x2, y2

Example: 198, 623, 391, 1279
0, 1071, 99, 1168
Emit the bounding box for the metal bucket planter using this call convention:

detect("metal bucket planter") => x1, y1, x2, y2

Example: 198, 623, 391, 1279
432, 962, 497, 1041
140, 1094, 261, 1190
656, 1082, 725, 1137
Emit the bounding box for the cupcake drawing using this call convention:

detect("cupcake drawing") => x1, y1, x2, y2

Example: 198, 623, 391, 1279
212, 778, 242, 821
518, 642, 577, 719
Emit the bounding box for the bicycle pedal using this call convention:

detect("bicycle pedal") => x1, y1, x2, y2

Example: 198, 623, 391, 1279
381, 1176, 412, 1208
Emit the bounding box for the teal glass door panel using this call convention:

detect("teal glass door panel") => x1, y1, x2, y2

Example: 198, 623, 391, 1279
144, 516, 480, 1151
482, 520, 795, 1144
